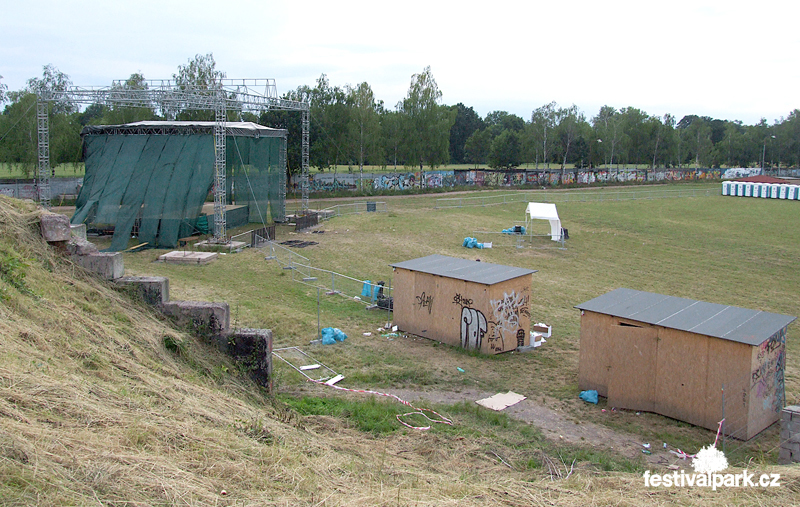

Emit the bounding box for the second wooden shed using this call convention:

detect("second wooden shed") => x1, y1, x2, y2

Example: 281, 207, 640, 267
576, 288, 795, 440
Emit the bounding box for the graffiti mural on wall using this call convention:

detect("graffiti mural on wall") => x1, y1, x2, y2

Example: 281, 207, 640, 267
308, 179, 358, 192
452, 293, 473, 307
751, 329, 786, 413
461, 307, 488, 350
293, 167, 725, 192
415, 291, 434, 314
503, 172, 525, 186
424, 171, 455, 188
372, 172, 418, 191
722, 167, 761, 180
487, 289, 531, 353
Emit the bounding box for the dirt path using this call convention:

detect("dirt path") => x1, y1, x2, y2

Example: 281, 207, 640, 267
374, 387, 691, 469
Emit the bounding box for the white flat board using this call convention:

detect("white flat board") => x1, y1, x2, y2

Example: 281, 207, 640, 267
475, 391, 527, 411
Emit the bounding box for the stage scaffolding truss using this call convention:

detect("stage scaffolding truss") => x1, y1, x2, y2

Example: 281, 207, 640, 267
37, 78, 310, 243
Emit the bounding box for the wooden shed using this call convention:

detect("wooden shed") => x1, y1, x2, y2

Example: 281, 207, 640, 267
390, 255, 536, 354
576, 288, 796, 440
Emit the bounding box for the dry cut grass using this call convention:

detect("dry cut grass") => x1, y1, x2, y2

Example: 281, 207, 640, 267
2, 194, 800, 506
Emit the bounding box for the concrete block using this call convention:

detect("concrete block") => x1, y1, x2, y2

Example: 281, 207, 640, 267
779, 447, 792, 465
158, 251, 218, 265
161, 301, 230, 339
116, 276, 169, 306
784, 405, 800, 416
72, 252, 124, 280
229, 328, 273, 391
40, 213, 71, 242
66, 237, 99, 256
70, 223, 87, 241
789, 419, 800, 434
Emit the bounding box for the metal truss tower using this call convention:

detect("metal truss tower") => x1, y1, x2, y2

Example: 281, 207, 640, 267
36, 99, 51, 209
213, 92, 227, 240
37, 78, 309, 243
301, 109, 310, 213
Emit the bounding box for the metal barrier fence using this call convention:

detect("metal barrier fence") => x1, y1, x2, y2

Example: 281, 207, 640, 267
320, 201, 388, 219
288, 261, 393, 310
263, 240, 310, 267
229, 225, 275, 249
264, 241, 393, 316
295, 212, 319, 231
435, 187, 714, 208
469, 230, 566, 250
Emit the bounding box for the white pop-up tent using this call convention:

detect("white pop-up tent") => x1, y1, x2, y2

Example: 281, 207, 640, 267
525, 202, 562, 241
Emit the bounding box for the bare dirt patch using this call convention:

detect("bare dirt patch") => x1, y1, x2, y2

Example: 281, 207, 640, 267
301, 383, 695, 470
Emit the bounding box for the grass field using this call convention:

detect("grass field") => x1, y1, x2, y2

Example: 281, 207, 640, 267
0, 162, 85, 178
120, 183, 800, 458
4, 184, 800, 505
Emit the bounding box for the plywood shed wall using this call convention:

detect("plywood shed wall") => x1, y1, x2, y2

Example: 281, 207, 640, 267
391, 255, 536, 354
576, 288, 795, 440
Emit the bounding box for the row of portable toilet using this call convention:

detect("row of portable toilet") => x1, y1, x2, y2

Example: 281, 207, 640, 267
722, 181, 800, 200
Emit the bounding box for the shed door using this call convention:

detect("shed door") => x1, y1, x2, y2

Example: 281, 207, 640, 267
607, 323, 658, 412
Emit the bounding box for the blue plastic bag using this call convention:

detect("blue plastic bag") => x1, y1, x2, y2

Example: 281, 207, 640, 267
361, 280, 372, 298
579, 390, 599, 404
321, 327, 347, 345
463, 237, 483, 249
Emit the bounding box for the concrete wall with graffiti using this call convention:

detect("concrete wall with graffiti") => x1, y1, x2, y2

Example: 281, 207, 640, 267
292, 167, 735, 192
0, 177, 83, 200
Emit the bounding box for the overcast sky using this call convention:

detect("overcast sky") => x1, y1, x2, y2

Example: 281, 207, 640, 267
2, 1, 798, 125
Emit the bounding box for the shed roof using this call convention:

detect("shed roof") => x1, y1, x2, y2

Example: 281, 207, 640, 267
390, 254, 536, 285
575, 288, 796, 346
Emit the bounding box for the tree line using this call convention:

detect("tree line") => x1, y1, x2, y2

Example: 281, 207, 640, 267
2, 54, 799, 178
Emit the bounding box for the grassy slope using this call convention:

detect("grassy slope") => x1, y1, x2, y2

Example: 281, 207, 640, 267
2, 188, 800, 505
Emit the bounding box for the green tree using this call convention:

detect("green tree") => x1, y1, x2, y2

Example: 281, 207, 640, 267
259, 88, 307, 176
649, 113, 675, 168
592, 105, 623, 169
618, 107, 649, 167
485, 110, 524, 134
0, 75, 7, 105
0, 92, 38, 174
101, 72, 158, 125
380, 107, 405, 169
0, 66, 81, 176
347, 82, 383, 179
26, 64, 74, 114
172, 53, 226, 121
464, 129, 491, 168
778, 110, 800, 168
488, 129, 522, 168
679, 116, 713, 167
529, 102, 558, 168
306, 74, 351, 171
554, 104, 585, 170
400, 67, 456, 169
448, 103, 484, 164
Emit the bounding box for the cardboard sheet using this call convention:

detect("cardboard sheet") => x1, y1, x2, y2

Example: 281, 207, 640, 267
475, 391, 527, 411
